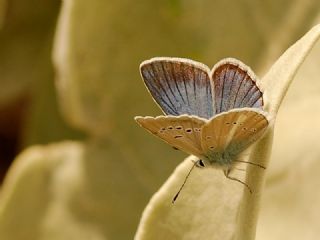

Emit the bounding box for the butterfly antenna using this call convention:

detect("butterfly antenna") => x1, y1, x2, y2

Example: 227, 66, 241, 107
235, 160, 266, 169
172, 160, 198, 204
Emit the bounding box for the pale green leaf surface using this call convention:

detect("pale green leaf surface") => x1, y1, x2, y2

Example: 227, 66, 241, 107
0, 142, 84, 239
236, 24, 320, 240
257, 24, 320, 240
0, 140, 153, 239
136, 156, 243, 239
261, 24, 320, 116
263, 24, 320, 177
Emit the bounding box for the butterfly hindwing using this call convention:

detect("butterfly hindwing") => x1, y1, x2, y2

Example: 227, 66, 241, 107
135, 115, 206, 158
201, 108, 268, 158
140, 58, 214, 119
211, 58, 263, 114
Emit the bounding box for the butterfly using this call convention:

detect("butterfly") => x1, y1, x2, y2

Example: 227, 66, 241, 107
135, 57, 270, 201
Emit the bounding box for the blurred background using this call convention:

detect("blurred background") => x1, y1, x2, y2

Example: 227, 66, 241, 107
0, 0, 84, 182
0, 0, 320, 239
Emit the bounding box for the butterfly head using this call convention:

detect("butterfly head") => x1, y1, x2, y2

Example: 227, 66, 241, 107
195, 158, 223, 169
195, 159, 206, 168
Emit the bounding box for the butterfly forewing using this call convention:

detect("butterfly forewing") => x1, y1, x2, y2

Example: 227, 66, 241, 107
135, 115, 206, 158
201, 108, 268, 159
140, 58, 214, 119
211, 59, 263, 114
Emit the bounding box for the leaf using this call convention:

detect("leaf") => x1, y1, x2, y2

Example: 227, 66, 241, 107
257, 23, 320, 240
235, 24, 320, 240
0, 141, 153, 240
261, 24, 320, 116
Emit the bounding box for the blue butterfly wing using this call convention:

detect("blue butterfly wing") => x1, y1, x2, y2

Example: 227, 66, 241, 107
140, 58, 214, 119
211, 58, 263, 114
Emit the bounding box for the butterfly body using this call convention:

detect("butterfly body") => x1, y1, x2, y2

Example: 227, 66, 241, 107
202, 151, 236, 169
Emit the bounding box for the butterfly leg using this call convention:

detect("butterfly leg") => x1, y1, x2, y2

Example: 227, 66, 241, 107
233, 167, 246, 172
235, 160, 266, 169
223, 169, 252, 194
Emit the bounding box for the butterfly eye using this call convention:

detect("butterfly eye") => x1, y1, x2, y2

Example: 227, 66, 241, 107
197, 159, 205, 168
